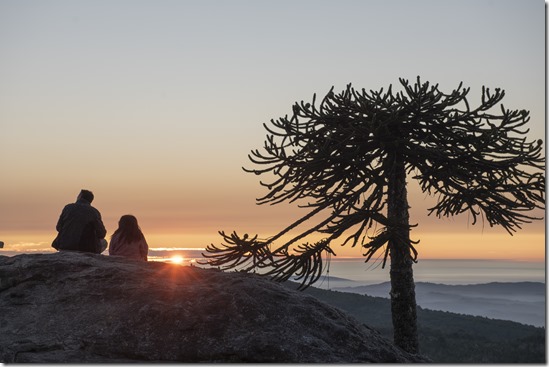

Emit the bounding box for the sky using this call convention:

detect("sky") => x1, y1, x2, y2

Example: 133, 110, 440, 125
0, 0, 545, 261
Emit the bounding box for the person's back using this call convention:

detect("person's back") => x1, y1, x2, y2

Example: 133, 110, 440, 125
109, 215, 148, 261
52, 189, 107, 253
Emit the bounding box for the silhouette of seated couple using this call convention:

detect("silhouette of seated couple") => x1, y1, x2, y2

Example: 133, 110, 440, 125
52, 189, 148, 261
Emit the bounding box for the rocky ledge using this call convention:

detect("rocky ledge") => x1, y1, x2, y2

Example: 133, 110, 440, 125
0, 252, 425, 363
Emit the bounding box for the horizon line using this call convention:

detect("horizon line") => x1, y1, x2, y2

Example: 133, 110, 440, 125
0, 249, 544, 262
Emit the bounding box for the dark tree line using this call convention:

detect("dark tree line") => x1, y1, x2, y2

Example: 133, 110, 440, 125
202, 77, 545, 353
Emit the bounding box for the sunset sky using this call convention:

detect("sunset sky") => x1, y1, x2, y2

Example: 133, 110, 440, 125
1, 0, 545, 260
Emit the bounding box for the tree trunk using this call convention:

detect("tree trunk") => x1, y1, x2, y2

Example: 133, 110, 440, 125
387, 155, 419, 354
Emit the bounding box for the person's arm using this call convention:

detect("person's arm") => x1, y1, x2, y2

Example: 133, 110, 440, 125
55, 206, 68, 232
108, 235, 116, 255
94, 210, 107, 239
141, 238, 149, 261
52, 206, 67, 249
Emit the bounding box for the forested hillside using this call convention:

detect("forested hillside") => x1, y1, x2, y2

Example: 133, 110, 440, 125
290, 284, 545, 363
335, 281, 544, 326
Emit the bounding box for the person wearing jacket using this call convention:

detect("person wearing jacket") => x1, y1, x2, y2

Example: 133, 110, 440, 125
108, 214, 148, 261
52, 189, 107, 253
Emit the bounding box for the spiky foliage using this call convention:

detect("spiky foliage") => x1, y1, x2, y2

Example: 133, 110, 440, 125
204, 77, 544, 287
203, 77, 545, 354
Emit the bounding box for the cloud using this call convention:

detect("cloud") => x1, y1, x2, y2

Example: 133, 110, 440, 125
2, 241, 52, 251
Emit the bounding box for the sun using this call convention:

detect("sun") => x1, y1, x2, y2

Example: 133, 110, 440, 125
170, 255, 184, 264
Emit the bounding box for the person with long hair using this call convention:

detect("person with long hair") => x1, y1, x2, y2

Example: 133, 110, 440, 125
109, 215, 148, 261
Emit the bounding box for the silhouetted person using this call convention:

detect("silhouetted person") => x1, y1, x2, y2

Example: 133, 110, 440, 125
52, 189, 107, 254
109, 215, 149, 261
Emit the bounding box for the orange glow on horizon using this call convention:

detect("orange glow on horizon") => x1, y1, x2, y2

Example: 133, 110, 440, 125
413, 232, 545, 261
1, 229, 544, 262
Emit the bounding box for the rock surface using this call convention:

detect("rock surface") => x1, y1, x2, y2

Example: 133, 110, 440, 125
0, 252, 424, 363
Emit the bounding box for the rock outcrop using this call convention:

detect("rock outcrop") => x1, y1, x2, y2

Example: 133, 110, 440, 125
0, 252, 424, 363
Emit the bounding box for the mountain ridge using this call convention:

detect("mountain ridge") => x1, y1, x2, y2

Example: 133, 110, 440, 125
332, 280, 545, 327
296, 283, 545, 363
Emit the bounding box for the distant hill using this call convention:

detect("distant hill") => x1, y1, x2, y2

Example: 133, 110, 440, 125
333, 281, 545, 327
288, 283, 545, 363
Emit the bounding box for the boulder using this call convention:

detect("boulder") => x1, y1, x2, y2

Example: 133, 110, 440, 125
0, 252, 425, 363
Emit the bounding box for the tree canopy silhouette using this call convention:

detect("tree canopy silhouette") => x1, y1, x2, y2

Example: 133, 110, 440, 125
202, 77, 545, 353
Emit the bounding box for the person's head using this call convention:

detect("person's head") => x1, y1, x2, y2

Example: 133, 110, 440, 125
118, 214, 139, 231
113, 214, 144, 243
78, 189, 94, 203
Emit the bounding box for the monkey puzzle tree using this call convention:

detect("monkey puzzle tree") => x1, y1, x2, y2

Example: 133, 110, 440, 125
202, 77, 545, 353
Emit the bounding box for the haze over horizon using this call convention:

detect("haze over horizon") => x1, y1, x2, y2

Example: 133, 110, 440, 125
1, 0, 545, 260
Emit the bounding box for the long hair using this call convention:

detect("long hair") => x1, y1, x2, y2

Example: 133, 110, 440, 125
111, 215, 145, 244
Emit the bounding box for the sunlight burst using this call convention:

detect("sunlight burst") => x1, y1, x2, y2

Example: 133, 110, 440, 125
170, 255, 184, 264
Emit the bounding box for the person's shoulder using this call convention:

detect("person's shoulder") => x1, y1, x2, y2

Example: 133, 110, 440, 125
62, 202, 78, 210
90, 205, 103, 216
